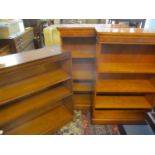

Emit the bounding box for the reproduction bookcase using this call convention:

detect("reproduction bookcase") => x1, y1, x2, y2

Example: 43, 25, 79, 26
58, 26, 96, 109
93, 30, 155, 124
0, 46, 73, 134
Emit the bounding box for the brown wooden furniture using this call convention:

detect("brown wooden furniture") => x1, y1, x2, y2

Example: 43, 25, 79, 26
58, 24, 155, 124
0, 27, 34, 55
58, 24, 130, 110
58, 25, 97, 110
93, 27, 155, 124
0, 46, 73, 134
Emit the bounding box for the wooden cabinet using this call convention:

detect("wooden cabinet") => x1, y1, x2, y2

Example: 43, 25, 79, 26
0, 46, 73, 134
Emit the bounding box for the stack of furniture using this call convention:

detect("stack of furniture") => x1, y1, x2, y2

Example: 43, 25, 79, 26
0, 27, 34, 54
93, 28, 155, 124
0, 46, 73, 135
58, 25, 97, 110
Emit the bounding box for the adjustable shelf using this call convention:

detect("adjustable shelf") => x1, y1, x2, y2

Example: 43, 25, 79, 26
72, 70, 94, 80
96, 79, 155, 94
0, 47, 73, 134
73, 94, 91, 109
5, 103, 73, 135
73, 81, 92, 92
72, 50, 95, 59
92, 110, 147, 124
98, 63, 155, 74
94, 95, 151, 109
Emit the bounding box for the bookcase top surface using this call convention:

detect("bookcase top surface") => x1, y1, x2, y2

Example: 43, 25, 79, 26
0, 45, 70, 70
96, 27, 155, 35
58, 24, 155, 36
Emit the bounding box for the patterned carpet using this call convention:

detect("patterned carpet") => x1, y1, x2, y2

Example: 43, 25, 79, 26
56, 110, 120, 135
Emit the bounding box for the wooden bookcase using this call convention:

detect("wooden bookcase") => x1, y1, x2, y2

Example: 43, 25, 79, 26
0, 47, 73, 134
93, 31, 155, 124
58, 26, 96, 109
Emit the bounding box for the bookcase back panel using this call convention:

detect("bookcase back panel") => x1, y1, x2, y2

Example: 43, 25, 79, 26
0, 61, 63, 87
73, 81, 93, 92
62, 37, 96, 58
72, 59, 95, 80
100, 44, 155, 63
62, 37, 96, 45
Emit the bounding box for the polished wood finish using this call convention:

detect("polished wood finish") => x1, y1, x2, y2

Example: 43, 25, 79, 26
58, 24, 155, 123
98, 63, 155, 74
73, 81, 93, 92
93, 110, 146, 124
0, 47, 73, 134
0, 70, 70, 106
95, 96, 151, 109
93, 25, 155, 124
96, 79, 155, 93
58, 26, 96, 110
6, 103, 72, 135
0, 83, 72, 131
73, 94, 91, 109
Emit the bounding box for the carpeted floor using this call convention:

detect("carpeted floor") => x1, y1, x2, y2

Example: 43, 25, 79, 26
56, 110, 120, 135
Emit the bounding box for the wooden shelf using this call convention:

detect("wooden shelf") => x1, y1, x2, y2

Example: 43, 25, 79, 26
0, 85, 72, 128
72, 51, 95, 59
98, 63, 155, 74
5, 104, 73, 135
92, 110, 146, 124
96, 79, 155, 93
72, 59, 94, 80
95, 95, 151, 109
72, 70, 94, 80
73, 82, 93, 92
0, 70, 70, 106
73, 94, 91, 109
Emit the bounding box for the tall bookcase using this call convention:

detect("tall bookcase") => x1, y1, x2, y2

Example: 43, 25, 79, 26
0, 47, 73, 134
93, 30, 155, 124
58, 26, 96, 109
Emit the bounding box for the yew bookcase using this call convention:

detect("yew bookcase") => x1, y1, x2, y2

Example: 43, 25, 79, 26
58, 25, 97, 110
0, 46, 73, 134
93, 29, 155, 124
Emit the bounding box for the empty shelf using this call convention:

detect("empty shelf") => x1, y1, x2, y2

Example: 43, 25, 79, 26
98, 63, 155, 74
0, 70, 70, 105
92, 110, 146, 124
73, 82, 93, 92
96, 79, 155, 93
72, 51, 95, 59
73, 94, 91, 109
5, 105, 73, 135
0, 85, 72, 128
72, 70, 94, 80
95, 95, 151, 109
